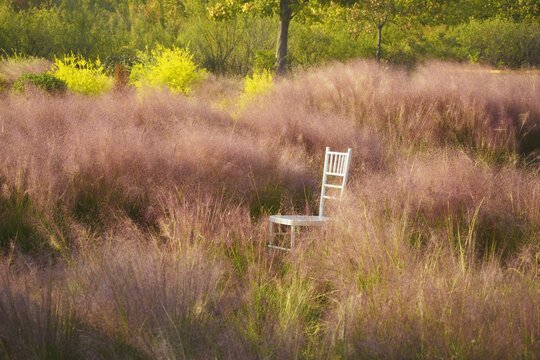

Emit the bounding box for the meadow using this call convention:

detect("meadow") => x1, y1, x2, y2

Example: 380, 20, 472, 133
0, 59, 539, 359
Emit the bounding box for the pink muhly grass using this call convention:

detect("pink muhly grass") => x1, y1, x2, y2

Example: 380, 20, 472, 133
0, 90, 316, 233
0, 60, 538, 359
348, 150, 538, 256
241, 60, 539, 165
65, 227, 228, 358
292, 173, 538, 359
0, 258, 78, 359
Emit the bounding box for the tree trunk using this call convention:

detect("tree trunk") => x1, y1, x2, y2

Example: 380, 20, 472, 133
377, 24, 383, 62
276, 0, 293, 75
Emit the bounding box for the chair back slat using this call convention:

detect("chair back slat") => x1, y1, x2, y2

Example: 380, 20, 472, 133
319, 147, 352, 217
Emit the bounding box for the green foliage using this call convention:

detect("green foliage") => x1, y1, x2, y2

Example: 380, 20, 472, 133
0, 1, 539, 75
0, 1, 131, 60
130, 45, 206, 94
410, 19, 540, 68
251, 49, 274, 72
207, 0, 278, 20
13, 72, 67, 94
179, 15, 275, 75
358, 0, 411, 26
290, 22, 374, 68
53, 55, 112, 95
0, 5, 66, 59
455, 18, 540, 68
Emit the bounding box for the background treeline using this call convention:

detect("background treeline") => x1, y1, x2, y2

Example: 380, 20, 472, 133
0, 0, 539, 74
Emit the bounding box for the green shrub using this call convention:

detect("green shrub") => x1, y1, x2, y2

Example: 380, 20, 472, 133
455, 18, 540, 67
179, 15, 276, 75
13, 72, 67, 94
421, 19, 540, 68
289, 23, 372, 68
53, 55, 113, 95
130, 45, 207, 94
0, 5, 67, 60
251, 49, 274, 72
383, 40, 419, 67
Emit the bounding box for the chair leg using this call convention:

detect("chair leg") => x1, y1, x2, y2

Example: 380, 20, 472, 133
291, 225, 295, 248
269, 220, 274, 248
268, 221, 292, 251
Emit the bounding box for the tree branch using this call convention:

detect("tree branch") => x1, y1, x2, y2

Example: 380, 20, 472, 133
291, 0, 308, 19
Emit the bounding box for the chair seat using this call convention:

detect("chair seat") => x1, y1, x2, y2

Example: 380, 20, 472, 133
269, 215, 330, 226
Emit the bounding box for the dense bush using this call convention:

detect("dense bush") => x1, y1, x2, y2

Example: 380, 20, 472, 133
53, 55, 112, 95
13, 72, 67, 94
0, 5, 66, 59
288, 20, 375, 68
403, 19, 540, 68
178, 15, 276, 75
455, 18, 540, 67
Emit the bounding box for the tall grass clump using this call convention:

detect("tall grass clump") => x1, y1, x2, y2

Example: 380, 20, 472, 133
0, 261, 79, 359
130, 46, 207, 94
53, 55, 112, 95
0, 187, 46, 253
65, 228, 228, 358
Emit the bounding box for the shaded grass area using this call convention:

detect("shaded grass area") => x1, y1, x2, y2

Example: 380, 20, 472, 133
0, 61, 538, 359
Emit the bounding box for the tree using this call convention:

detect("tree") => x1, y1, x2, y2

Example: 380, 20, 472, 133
275, 0, 309, 74
207, 0, 354, 75
358, 0, 410, 62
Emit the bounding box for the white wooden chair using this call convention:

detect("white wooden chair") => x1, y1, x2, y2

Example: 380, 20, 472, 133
268, 147, 352, 251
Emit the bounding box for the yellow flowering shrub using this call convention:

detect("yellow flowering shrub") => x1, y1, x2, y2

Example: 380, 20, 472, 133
130, 46, 207, 95
53, 55, 112, 95
243, 69, 273, 100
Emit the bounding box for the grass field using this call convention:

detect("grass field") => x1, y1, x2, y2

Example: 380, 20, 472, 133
0, 60, 539, 359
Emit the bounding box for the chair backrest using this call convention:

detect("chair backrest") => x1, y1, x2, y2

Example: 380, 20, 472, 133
319, 147, 352, 217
